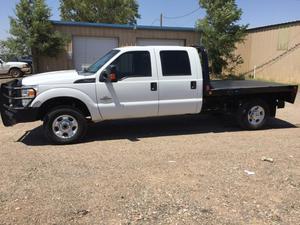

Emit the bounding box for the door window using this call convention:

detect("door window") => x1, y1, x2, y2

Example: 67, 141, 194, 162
160, 51, 191, 76
111, 51, 151, 80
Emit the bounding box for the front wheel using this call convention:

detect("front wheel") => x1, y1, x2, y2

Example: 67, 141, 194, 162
237, 100, 270, 130
9, 68, 23, 78
43, 107, 87, 144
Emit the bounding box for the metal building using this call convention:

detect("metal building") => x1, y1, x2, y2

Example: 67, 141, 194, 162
38, 21, 200, 72
38, 20, 300, 84
235, 20, 300, 84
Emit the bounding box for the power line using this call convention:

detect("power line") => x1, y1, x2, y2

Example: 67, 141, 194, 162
163, 7, 200, 20
150, 7, 201, 27
151, 18, 160, 25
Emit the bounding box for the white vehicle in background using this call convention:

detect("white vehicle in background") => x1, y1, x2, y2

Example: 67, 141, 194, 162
0, 58, 31, 78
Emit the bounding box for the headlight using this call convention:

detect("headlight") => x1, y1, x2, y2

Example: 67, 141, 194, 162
21, 86, 38, 107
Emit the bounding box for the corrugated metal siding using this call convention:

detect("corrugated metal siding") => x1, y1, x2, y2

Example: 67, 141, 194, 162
39, 24, 200, 72
235, 24, 300, 84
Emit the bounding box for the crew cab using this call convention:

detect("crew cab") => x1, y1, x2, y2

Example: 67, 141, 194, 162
0, 58, 31, 78
0, 46, 298, 144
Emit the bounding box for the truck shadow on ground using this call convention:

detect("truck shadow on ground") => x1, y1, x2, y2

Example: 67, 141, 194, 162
18, 114, 298, 146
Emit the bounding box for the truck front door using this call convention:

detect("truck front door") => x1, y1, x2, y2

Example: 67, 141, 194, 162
96, 50, 159, 120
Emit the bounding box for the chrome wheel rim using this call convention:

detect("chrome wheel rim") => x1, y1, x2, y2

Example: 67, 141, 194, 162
247, 106, 265, 126
52, 115, 78, 139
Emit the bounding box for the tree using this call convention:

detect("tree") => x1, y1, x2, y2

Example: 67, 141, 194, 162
196, 0, 248, 76
60, 0, 140, 24
0, 41, 15, 61
3, 0, 67, 72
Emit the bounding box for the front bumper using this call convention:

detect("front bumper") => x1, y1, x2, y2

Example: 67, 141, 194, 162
0, 79, 38, 127
21, 67, 31, 74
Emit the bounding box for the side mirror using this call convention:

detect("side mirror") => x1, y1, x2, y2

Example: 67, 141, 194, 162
100, 65, 118, 83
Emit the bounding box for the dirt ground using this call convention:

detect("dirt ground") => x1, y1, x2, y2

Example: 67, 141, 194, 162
0, 76, 299, 225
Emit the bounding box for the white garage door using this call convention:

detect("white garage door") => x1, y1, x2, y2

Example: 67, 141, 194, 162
73, 36, 118, 71
136, 38, 185, 46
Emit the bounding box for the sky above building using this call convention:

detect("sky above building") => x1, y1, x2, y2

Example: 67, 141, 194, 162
1, 0, 300, 40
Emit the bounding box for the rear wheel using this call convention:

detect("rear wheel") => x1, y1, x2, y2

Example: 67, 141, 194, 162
237, 100, 270, 130
9, 68, 23, 78
43, 107, 87, 144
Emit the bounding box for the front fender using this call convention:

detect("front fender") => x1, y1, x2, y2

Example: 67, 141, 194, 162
30, 87, 102, 121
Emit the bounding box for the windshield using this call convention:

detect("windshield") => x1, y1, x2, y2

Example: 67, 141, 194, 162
83, 50, 120, 73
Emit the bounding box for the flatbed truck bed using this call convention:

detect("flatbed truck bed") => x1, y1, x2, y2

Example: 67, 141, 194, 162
208, 80, 298, 103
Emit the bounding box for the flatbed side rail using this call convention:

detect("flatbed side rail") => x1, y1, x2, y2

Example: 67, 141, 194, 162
206, 85, 298, 103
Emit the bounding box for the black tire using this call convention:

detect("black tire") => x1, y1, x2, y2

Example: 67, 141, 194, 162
9, 68, 23, 78
43, 107, 87, 144
237, 100, 270, 130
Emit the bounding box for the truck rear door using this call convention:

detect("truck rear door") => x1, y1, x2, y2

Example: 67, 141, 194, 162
155, 47, 203, 116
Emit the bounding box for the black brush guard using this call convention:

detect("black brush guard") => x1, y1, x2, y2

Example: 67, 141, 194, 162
0, 79, 38, 126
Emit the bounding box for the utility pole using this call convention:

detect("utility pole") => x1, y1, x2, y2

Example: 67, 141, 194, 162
160, 13, 163, 27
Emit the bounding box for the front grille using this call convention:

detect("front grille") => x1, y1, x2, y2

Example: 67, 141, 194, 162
1, 79, 36, 109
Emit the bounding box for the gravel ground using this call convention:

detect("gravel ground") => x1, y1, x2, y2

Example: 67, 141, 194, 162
0, 75, 14, 84
0, 76, 299, 225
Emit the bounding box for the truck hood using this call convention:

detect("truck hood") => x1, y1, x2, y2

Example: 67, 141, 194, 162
22, 70, 80, 86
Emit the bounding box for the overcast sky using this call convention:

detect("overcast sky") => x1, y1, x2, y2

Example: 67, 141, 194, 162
1, 0, 300, 40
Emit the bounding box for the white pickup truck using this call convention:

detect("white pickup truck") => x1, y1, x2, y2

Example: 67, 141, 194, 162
0, 46, 298, 144
0, 58, 31, 78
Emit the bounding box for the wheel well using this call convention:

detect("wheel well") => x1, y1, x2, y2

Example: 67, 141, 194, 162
208, 94, 278, 116
38, 97, 91, 120
238, 95, 277, 117
8, 67, 22, 73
